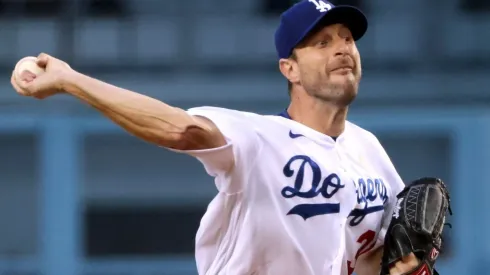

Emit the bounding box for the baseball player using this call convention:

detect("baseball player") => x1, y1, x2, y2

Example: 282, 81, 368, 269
11, 1, 452, 274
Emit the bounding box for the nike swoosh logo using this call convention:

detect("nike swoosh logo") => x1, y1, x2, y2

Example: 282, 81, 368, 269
289, 130, 304, 139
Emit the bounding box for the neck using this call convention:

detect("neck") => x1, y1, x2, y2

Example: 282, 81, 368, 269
287, 95, 348, 137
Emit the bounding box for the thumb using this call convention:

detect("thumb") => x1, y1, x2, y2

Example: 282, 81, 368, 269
36, 53, 50, 68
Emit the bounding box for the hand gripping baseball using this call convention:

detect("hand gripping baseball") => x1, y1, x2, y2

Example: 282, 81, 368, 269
12, 53, 73, 99
380, 177, 452, 275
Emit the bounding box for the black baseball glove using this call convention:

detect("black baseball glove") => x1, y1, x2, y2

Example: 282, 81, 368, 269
380, 177, 452, 275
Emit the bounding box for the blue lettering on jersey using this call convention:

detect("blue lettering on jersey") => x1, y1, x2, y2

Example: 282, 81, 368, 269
281, 155, 345, 220
348, 178, 389, 226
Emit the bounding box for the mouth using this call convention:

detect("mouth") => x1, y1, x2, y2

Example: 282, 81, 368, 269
330, 67, 353, 74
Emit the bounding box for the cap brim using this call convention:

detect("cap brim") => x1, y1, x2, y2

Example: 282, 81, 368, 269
303, 6, 368, 43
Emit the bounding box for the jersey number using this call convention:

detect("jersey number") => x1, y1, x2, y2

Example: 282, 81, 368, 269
347, 230, 377, 275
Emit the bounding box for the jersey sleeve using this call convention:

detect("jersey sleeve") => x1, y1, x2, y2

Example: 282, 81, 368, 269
169, 106, 260, 194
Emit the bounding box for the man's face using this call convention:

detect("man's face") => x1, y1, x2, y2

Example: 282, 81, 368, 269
285, 23, 362, 105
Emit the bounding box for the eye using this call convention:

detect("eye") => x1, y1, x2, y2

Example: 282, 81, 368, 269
339, 28, 353, 42
317, 40, 328, 47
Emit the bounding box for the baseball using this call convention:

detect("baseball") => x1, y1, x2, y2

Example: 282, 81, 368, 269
14, 56, 45, 80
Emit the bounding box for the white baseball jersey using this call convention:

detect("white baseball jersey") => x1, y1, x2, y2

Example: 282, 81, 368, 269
172, 106, 405, 275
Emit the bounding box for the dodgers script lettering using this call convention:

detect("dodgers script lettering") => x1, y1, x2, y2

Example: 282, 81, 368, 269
281, 155, 345, 220
348, 178, 389, 226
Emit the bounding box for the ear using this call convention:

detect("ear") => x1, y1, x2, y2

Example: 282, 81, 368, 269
279, 57, 300, 84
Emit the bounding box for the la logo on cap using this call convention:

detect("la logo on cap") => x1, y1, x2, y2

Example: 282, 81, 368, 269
308, 0, 332, 12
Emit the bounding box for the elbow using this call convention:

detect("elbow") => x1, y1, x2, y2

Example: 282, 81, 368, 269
143, 123, 210, 151
133, 111, 223, 151
167, 121, 225, 151
142, 126, 189, 149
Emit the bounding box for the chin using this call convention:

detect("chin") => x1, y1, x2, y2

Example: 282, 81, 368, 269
315, 89, 357, 106
319, 79, 359, 105
339, 90, 358, 106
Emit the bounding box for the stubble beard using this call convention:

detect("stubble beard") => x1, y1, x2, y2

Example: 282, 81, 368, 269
308, 76, 360, 107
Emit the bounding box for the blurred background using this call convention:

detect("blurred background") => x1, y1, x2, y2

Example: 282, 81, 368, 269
0, 0, 489, 274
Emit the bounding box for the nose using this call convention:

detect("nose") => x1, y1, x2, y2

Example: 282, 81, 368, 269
334, 39, 351, 57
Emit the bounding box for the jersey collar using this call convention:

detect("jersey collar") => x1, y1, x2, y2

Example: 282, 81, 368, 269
277, 109, 340, 143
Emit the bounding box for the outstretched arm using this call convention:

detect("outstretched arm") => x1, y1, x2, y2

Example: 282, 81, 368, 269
13, 54, 261, 186
12, 53, 226, 151
62, 71, 226, 150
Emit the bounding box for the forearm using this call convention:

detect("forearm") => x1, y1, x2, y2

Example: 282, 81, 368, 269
61, 71, 212, 149
356, 247, 420, 275
355, 246, 383, 275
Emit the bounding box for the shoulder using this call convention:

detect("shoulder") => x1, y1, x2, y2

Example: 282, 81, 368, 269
188, 106, 286, 133
185, 106, 272, 147
346, 120, 382, 148
187, 106, 261, 120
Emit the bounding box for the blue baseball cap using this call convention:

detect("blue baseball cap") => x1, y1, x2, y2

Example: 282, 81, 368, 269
274, 0, 368, 59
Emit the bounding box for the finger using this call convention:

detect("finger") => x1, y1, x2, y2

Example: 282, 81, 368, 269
400, 253, 418, 265
388, 267, 402, 275
13, 69, 39, 93
19, 70, 37, 82
11, 72, 30, 96
37, 53, 50, 67
15, 75, 31, 91
389, 253, 419, 275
